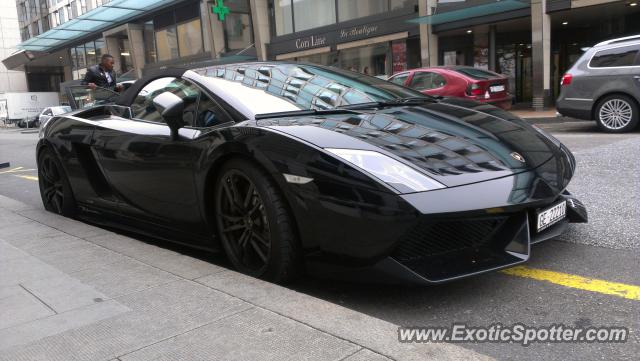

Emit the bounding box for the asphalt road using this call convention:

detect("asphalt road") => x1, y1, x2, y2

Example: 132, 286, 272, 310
0, 120, 638, 360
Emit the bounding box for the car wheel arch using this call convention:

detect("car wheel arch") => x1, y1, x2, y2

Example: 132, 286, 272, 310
201, 149, 303, 251
591, 91, 640, 121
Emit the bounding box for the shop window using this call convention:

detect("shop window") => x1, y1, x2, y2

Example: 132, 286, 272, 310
390, 0, 417, 10
75, 45, 86, 70
338, 43, 388, 77
224, 0, 253, 51
143, 21, 157, 64
84, 41, 96, 68
338, 0, 387, 22
156, 27, 179, 61
95, 38, 105, 61
293, 0, 335, 32
274, 0, 293, 35
153, 5, 203, 62
177, 19, 203, 57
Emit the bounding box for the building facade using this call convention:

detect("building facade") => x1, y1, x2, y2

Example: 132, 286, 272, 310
0, 0, 27, 92
3, 0, 640, 110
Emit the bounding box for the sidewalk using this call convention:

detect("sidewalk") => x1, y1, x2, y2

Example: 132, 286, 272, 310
0, 195, 490, 361
510, 108, 558, 119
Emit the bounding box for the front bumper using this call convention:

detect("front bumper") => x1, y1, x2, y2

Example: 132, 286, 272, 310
307, 193, 587, 285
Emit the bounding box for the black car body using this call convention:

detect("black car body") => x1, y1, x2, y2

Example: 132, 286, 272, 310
37, 62, 587, 284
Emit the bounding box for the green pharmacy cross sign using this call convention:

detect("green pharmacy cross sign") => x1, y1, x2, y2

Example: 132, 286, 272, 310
212, 0, 230, 21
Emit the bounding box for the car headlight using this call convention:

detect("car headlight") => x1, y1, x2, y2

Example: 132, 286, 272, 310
325, 148, 445, 193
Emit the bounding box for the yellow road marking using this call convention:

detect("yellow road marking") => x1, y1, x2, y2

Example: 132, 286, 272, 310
0, 167, 36, 174
501, 266, 640, 301
14, 175, 38, 181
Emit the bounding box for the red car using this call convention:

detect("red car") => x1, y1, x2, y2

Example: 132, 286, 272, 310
388, 66, 513, 110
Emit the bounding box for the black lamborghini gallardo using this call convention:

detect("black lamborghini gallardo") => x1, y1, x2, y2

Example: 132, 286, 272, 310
37, 62, 587, 284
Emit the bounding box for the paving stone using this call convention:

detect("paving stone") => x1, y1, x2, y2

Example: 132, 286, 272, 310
0, 280, 250, 361
344, 349, 393, 361
0, 224, 68, 247
35, 242, 129, 274
0, 211, 33, 228
0, 255, 65, 287
0, 300, 131, 350
0, 240, 29, 261
85, 233, 226, 280
196, 272, 490, 361
13, 234, 90, 257
0, 195, 39, 212
16, 209, 111, 238
70, 258, 182, 298
21, 274, 110, 313
120, 307, 360, 361
0, 285, 55, 329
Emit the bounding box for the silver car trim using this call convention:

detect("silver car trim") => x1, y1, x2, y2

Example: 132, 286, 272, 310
564, 98, 593, 101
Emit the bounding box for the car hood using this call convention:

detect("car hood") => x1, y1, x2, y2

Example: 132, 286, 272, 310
257, 99, 564, 188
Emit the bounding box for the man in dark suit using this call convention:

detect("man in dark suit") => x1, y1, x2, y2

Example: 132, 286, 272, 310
82, 54, 122, 91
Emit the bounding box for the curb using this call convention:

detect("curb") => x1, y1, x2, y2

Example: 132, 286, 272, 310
0, 195, 492, 361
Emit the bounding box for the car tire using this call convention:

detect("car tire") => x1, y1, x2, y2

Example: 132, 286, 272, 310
37, 147, 77, 217
214, 158, 300, 283
595, 94, 639, 133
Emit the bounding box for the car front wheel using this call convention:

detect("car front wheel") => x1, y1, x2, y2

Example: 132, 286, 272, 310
595, 95, 639, 133
214, 159, 300, 283
37, 147, 77, 216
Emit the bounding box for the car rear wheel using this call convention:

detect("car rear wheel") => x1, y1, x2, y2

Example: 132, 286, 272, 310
214, 159, 300, 283
37, 147, 77, 216
595, 95, 639, 133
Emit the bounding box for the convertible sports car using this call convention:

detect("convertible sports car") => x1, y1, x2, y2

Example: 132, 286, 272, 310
37, 62, 587, 284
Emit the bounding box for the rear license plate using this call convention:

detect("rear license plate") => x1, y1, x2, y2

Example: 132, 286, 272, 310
536, 201, 567, 232
490, 85, 505, 93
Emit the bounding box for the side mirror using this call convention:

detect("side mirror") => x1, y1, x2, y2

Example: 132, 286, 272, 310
152, 92, 185, 139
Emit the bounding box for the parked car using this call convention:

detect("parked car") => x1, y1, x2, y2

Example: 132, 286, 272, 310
37, 106, 72, 127
557, 35, 640, 132
388, 66, 513, 110
38, 62, 587, 284
17, 117, 40, 128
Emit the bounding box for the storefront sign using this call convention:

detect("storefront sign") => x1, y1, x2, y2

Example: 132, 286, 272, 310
339, 25, 379, 40
268, 10, 419, 58
295, 35, 328, 50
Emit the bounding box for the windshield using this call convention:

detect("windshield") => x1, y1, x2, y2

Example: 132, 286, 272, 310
53, 106, 72, 115
193, 63, 426, 116
66, 86, 120, 110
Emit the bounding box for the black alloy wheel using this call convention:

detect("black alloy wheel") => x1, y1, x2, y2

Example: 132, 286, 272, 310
215, 159, 299, 282
38, 148, 76, 216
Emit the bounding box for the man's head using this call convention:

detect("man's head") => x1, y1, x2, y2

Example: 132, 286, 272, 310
100, 54, 114, 71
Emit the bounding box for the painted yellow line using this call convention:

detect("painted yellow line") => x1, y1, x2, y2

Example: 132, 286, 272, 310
0, 167, 24, 174
501, 266, 640, 301
0, 167, 37, 174
14, 175, 39, 181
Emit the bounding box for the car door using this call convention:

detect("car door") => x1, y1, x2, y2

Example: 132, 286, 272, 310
90, 77, 207, 237
389, 72, 411, 87
66, 86, 120, 110
407, 71, 447, 96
